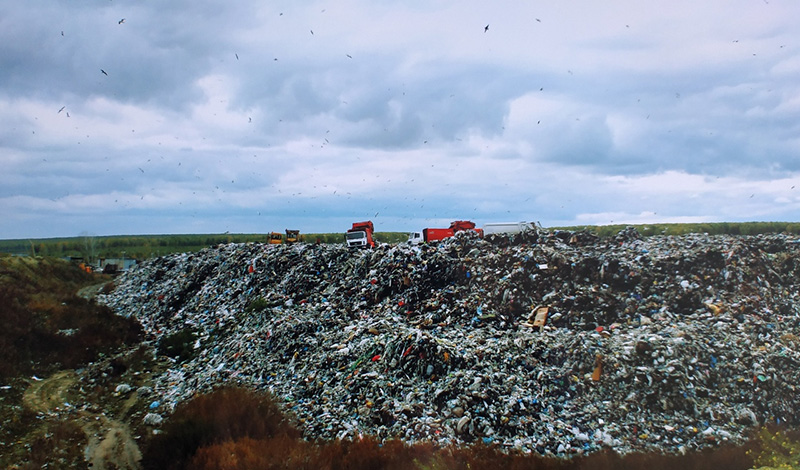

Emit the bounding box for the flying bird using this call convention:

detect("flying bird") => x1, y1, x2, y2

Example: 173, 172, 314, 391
118, 18, 125, 24
346, 54, 352, 58
235, 53, 239, 60
101, 69, 108, 75
484, 24, 489, 32
310, 29, 314, 35
58, 106, 65, 113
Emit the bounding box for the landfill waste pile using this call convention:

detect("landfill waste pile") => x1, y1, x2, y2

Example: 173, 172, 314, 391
100, 227, 800, 456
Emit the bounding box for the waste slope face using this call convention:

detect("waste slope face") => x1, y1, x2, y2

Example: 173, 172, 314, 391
100, 229, 800, 456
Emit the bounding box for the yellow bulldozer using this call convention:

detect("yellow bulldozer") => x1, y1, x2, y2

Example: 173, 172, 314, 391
285, 229, 300, 244
267, 230, 300, 244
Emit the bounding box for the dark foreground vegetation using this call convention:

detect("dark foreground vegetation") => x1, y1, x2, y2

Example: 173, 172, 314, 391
0, 254, 142, 379
552, 220, 800, 238
0, 254, 143, 467
143, 386, 800, 470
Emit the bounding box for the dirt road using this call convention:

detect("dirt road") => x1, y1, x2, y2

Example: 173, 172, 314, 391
22, 370, 77, 413
23, 370, 142, 470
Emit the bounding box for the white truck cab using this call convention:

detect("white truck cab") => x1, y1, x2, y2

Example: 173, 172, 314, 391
407, 231, 423, 245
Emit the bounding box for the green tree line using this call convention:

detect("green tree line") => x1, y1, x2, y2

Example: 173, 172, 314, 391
555, 221, 800, 238
1, 222, 797, 261
0, 232, 409, 261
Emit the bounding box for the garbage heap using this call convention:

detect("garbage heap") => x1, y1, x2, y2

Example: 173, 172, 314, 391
100, 228, 800, 456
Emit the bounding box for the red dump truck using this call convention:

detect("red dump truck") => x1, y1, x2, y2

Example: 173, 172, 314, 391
408, 220, 482, 244
346, 221, 376, 249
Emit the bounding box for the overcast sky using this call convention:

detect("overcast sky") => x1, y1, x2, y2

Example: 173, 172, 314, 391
2, 0, 799, 239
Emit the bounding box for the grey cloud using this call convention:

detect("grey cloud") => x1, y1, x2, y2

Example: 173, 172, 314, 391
2, 0, 800, 238
0, 1, 239, 108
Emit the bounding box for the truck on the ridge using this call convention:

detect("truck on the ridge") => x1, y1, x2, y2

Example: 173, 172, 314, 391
481, 221, 536, 236
346, 221, 376, 249
285, 229, 300, 244
268, 232, 283, 244
408, 220, 483, 245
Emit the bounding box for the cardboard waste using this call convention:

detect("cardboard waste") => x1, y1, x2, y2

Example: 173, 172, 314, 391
99, 227, 800, 456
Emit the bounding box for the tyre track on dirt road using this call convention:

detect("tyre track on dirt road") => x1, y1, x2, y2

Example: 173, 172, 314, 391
23, 370, 142, 470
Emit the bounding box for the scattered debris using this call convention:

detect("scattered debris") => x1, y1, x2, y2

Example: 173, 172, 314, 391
99, 228, 800, 456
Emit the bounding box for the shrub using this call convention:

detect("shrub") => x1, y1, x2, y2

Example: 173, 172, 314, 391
26, 421, 85, 468
142, 387, 300, 470
191, 436, 316, 470
748, 426, 800, 470
245, 296, 271, 313
157, 328, 197, 363
0, 257, 141, 379
100, 281, 116, 294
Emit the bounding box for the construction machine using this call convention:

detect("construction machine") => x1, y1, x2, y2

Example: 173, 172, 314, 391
285, 229, 300, 244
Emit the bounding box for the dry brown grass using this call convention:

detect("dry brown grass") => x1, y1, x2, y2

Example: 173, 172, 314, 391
0, 256, 141, 379
142, 386, 301, 470
142, 386, 764, 470
186, 434, 757, 470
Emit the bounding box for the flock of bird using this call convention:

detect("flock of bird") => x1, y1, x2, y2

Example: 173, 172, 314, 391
42, 5, 796, 224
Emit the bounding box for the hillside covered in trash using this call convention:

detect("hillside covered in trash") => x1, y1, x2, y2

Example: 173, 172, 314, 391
100, 228, 800, 456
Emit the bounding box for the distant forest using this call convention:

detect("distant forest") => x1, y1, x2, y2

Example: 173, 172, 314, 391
0, 221, 798, 262
554, 221, 800, 238
0, 232, 407, 261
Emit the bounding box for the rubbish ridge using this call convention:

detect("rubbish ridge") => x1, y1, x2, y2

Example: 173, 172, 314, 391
99, 228, 800, 456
